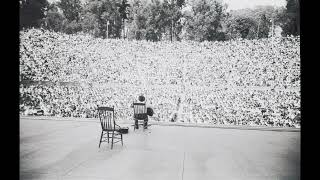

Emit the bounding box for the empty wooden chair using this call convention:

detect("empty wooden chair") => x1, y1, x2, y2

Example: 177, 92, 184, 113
98, 106, 123, 149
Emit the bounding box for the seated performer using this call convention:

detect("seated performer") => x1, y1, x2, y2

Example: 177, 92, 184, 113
133, 95, 148, 129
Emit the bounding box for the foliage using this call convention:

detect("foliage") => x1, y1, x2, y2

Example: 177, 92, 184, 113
56, 0, 83, 34
126, 0, 147, 40
281, 0, 300, 36
225, 6, 280, 40
63, 20, 83, 34
185, 0, 227, 41
81, 0, 122, 38
80, 12, 98, 35
126, 0, 164, 41
116, 0, 131, 38
225, 15, 256, 39
20, 0, 299, 41
257, 14, 271, 38
43, 3, 66, 32
58, 0, 82, 22
117, 0, 130, 21
161, 0, 184, 41
176, 0, 185, 8
20, 0, 49, 29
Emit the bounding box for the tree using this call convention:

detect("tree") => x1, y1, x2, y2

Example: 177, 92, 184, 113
281, 0, 300, 36
225, 6, 277, 40
43, 3, 66, 32
256, 14, 271, 38
126, 0, 183, 41
144, 0, 165, 41
161, 0, 174, 41
126, 0, 148, 40
161, 0, 184, 41
225, 15, 256, 40
81, 0, 105, 37
63, 20, 83, 34
56, 0, 83, 34
81, 12, 99, 35
185, 0, 227, 41
20, 0, 49, 29
176, 0, 185, 8
58, 0, 82, 22
82, 0, 122, 38
116, 0, 131, 38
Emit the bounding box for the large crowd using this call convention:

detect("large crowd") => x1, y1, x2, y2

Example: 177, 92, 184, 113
19, 28, 300, 127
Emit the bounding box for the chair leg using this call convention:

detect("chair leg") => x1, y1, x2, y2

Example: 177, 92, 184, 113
134, 120, 138, 130
121, 134, 123, 146
107, 131, 109, 143
98, 131, 103, 148
111, 131, 114, 149
144, 120, 148, 130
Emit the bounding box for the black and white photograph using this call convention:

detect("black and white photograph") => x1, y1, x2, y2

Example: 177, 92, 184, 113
19, 0, 300, 179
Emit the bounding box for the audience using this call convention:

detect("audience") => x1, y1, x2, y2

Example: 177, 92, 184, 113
19, 28, 300, 128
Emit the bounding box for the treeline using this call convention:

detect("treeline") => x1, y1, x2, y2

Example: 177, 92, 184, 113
19, 0, 300, 42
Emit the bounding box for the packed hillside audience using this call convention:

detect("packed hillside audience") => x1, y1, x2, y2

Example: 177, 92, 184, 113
182, 86, 300, 127
19, 28, 300, 127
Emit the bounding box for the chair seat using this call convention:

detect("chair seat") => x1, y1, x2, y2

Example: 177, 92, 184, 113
103, 127, 121, 132
134, 114, 148, 120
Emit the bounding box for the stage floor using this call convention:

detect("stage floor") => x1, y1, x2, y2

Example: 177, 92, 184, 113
20, 116, 300, 180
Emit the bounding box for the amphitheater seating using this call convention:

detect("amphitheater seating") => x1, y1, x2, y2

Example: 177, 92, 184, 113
19, 29, 301, 128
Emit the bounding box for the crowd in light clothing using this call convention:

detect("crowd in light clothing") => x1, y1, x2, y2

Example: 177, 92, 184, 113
19, 28, 300, 127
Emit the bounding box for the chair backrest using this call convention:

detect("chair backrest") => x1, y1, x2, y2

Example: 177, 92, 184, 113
133, 103, 147, 120
98, 106, 115, 131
